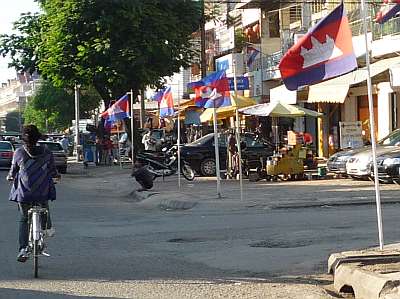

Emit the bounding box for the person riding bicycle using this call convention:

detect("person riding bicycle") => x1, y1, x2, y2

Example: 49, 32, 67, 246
7, 125, 60, 262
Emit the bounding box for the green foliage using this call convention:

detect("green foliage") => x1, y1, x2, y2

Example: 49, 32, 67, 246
23, 101, 50, 132
1, 0, 202, 107
235, 28, 246, 52
24, 81, 101, 132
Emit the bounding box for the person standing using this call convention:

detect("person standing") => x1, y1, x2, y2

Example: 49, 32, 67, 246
60, 135, 69, 154
142, 130, 156, 151
227, 131, 237, 179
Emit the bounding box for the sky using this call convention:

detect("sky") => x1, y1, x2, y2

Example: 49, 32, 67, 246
0, 0, 40, 83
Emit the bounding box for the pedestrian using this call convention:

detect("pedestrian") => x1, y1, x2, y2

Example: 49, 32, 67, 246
142, 130, 156, 151
7, 124, 60, 262
60, 135, 69, 154
102, 135, 113, 165
227, 131, 237, 178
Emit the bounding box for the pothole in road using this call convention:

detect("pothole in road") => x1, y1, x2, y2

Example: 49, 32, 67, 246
249, 239, 312, 248
167, 237, 206, 243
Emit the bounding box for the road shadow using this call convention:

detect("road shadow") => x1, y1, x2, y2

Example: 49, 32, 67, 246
0, 288, 124, 299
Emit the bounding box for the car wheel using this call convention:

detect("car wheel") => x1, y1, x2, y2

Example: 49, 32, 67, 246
200, 158, 216, 176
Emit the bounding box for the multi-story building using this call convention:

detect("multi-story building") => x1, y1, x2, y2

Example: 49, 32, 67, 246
0, 72, 41, 132
236, 0, 400, 157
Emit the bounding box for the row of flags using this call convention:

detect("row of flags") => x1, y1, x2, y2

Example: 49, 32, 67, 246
101, 0, 398, 126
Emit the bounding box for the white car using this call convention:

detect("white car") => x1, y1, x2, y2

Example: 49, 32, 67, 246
346, 146, 398, 178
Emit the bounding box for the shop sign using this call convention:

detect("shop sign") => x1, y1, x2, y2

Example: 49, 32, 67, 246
339, 121, 363, 149
227, 76, 249, 90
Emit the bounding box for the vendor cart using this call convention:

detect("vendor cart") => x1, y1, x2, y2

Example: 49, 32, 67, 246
265, 144, 306, 181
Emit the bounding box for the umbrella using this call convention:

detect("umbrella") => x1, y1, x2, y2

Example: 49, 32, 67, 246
200, 95, 256, 123
239, 102, 322, 151
238, 102, 323, 118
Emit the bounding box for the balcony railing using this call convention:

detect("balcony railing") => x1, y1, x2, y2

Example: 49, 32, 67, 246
372, 16, 400, 39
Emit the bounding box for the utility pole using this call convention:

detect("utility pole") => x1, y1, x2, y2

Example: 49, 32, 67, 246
74, 84, 80, 162
139, 90, 145, 128
200, 0, 207, 77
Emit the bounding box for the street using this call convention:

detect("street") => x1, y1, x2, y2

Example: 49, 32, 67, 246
1, 165, 400, 298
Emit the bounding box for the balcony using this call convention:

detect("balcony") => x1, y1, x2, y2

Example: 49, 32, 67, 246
372, 16, 400, 39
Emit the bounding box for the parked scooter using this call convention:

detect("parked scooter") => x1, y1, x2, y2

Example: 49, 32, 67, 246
136, 145, 195, 181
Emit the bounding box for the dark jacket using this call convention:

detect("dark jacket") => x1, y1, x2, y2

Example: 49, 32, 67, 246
8, 145, 58, 203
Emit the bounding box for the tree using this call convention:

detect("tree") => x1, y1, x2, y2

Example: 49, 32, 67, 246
24, 80, 101, 132
1, 0, 202, 107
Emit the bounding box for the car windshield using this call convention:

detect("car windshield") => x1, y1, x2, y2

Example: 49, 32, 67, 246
39, 142, 63, 151
188, 134, 213, 145
0, 142, 12, 150
379, 129, 400, 146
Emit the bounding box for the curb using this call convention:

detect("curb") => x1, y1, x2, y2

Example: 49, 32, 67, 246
271, 199, 400, 209
328, 245, 400, 298
159, 199, 197, 210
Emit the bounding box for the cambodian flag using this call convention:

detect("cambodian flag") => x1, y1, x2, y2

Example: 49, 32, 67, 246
279, 2, 357, 91
101, 94, 130, 123
375, 0, 400, 24
187, 71, 231, 108
152, 88, 166, 102
159, 86, 174, 118
247, 46, 260, 68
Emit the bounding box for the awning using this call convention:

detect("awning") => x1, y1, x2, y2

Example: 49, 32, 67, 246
308, 56, 400, 103
200, 95, 256, 123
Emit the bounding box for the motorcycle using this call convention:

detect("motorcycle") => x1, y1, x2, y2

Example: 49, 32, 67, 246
136, 145, 195, 181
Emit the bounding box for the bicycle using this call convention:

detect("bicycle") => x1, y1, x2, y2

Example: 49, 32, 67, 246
27, 203, 50, 278
9, 176, 58, 278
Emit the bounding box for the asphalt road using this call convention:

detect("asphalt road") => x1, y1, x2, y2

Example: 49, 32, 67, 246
1, 166, 399, 298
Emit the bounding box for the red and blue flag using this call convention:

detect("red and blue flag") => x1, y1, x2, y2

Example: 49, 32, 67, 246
101, 94, 130, 124
159, 86, 174, 118
152, 88, 166, 102
279, 2, 357, 91
375, 0, 400, 24
187, 71, 231, 108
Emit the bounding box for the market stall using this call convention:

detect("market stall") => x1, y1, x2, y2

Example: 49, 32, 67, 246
239, 102, 323, 181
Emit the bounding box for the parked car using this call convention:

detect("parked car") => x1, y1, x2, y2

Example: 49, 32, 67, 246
327, 147, 365, 175
38, 141, 68, 174
327, 128, 400, 176
0, 141, 15, 169
370, 149, 400, 183
180, 133, 274, 176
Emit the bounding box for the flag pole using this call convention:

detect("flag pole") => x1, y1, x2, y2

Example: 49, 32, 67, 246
130, 89, 135, 166
212, 98, 222, 198
177, 82, 181, 189
117, 126, 122, 169
233, 60, 243, 201
361, 0, 384, 250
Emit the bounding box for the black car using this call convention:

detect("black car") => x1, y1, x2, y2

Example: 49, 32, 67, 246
180, 133, 274, 176
371, 149, 400, 183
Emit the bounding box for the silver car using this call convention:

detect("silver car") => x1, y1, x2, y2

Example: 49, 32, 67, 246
38, 141, 68, 174
345, 129, 400, 178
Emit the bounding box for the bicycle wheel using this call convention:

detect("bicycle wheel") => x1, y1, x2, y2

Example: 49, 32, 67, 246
181, 164, 195, 181
33, 239, 39, 278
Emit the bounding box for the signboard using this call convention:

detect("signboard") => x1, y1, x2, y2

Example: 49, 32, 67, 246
72, 119, 94, 133
215, 26, 234, 53
227, 76, 249, 90
339, 121, 363, 149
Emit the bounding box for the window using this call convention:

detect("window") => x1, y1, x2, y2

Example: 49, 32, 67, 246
0, 142, 12, 150
40, 142, 63, 151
